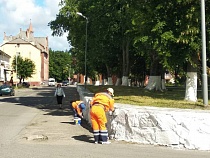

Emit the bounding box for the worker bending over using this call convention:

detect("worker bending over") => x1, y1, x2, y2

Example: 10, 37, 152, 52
90, 88, 115, 144
71, 101, 86, 118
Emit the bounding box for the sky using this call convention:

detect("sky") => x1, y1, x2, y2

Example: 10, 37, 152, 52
0, 0, 70, 51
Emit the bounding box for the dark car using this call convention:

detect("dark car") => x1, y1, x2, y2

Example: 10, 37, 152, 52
0, 84, 15, 96
62, 81, 69, 86
22, 82, 30, 88
18, 82, 30, 88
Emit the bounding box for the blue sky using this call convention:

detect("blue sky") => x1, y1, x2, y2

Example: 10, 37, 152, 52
0, 0, 69, 51
35, 0, 45, 6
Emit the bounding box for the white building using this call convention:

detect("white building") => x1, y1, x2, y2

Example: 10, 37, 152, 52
1, 22, 49, 86
0, 49, 11, 84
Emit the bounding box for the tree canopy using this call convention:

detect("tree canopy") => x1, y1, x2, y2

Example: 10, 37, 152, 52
12, 55, 35, 83
48, 0, 210, 83
49, 49, 72, 82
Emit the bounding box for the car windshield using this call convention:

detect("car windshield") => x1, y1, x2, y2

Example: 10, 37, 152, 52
0, 85, 9, 88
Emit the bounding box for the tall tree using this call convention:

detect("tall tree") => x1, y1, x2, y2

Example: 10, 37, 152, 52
12, 56, 35, 83
49, 49, 72, 82
49, 0, 210, 104
132, 0, 207, 102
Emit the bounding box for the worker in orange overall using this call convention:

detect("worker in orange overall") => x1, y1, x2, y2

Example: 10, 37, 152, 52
71, 101, 86, 118
90, 88, 115, 144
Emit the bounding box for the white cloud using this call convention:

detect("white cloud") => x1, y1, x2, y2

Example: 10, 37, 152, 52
0, 0, 70, 51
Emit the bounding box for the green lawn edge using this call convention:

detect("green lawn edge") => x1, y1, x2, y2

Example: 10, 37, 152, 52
86, 85, 210, 110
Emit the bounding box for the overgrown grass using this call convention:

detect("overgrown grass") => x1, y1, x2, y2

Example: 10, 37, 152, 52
86, 85, 210, 110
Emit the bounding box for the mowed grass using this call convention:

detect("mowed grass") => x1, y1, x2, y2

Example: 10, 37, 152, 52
87, 85, 210, 110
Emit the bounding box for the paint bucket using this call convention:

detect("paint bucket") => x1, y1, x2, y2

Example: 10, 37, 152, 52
74, 117, 81, 125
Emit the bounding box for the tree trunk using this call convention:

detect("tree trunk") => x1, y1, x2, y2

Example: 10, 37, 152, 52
122, 76, 128, 86
145, 51, 162, 91
104, 64, 112, 85
107, 77, 113, 85
145, 76, 162, 91
161, 70, 166, 90
185, 72, 197, 102
161, 79, 166, 90
185, 62, 197, 102
122, 39, 130, 86
115, 78, 122, 86
101, 73, 106, 85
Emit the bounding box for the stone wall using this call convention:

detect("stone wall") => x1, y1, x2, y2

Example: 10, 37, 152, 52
77, 85, 210, 151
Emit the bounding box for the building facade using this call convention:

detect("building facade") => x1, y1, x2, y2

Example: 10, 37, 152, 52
0, 22, 49, 86
0, 50, 11, 84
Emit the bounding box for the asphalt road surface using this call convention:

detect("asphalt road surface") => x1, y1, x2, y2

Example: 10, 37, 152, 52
0, 86, 209, 158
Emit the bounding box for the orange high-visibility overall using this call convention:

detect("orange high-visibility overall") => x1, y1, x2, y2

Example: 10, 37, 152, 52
72, 101, 83, 117
90, 92, 114, 142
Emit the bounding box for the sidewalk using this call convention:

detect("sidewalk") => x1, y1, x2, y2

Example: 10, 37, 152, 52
17, 85, 94, 145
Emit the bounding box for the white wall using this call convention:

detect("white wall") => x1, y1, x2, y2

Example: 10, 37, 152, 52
77, 85, 210, 151
0, 51, 11, 82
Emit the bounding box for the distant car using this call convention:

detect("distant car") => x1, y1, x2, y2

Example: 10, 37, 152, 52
48, 78, 56, 86
17, 82, 30, 88
0, 84, 15, 96
22, 82, 30, 88
62, 81, 69, 86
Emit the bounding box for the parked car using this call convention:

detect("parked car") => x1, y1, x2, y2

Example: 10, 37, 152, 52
62, 81, 69, 86
17, 82, 30, 88
0, 84, 15, 96
22, 82, 30, 88
48, 78, 56, 86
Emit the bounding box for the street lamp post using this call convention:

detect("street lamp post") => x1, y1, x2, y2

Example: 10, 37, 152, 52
69, 65, 71, 85
77, 12, 88, 89
15, 43, 20, 88
15, 52, 20, 88
201, 0, 208, 106
69, 67, 70, 85
67, 64, 71, 85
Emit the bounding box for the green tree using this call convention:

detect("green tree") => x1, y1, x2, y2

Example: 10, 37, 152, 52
12, 55, 35, 83
49, 0, 136, 85
49, 0, 210, 100
49, 49, 72, 82
131, 0, 210, 103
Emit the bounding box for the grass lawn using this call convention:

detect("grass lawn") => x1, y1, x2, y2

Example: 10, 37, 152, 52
86, 85, 210, 110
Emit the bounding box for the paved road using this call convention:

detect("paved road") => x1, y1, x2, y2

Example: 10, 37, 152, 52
0, 86, 209, 158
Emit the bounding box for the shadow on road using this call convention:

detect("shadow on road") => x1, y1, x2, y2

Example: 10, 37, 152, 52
72, 134, 94, 143
0, 86, 93, 132
0, 86, 79, 116
81, 118, 93, 133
